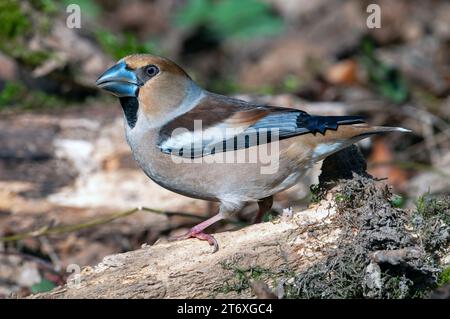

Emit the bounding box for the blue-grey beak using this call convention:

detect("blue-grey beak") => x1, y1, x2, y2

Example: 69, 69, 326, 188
96, 61, 139, 97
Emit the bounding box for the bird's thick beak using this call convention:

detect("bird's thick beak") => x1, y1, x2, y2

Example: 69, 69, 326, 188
96, 61, 139, 97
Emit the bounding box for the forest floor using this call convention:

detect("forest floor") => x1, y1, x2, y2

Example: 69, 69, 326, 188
0, 0, 449, 297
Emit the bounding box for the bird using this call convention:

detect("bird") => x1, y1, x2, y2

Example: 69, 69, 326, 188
96, 54, 410, 252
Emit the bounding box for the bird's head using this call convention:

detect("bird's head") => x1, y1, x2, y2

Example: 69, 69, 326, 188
96, 54, 199, 128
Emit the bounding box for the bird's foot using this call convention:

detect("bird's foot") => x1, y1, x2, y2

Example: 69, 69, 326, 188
253, 211, 265, 224
169, 228, 219, 253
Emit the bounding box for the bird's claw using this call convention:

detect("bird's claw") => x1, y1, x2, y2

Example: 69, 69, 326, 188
169, 229, 219, 253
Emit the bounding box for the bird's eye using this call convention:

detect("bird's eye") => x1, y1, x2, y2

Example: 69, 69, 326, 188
145, 65, 159, 77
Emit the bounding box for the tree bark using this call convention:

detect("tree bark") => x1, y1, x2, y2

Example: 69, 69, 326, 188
31, 201, 339, 298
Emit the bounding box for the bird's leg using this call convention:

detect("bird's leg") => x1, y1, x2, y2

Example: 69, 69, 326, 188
169, 212, 224, 252
253, 196, 274, 223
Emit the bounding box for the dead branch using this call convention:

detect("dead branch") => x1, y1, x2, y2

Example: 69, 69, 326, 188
0, 207, 204, 243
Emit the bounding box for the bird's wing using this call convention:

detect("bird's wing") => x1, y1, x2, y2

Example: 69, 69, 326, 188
157, 93, 366, 158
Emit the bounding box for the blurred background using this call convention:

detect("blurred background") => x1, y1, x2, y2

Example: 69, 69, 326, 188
0, 0, 449, 297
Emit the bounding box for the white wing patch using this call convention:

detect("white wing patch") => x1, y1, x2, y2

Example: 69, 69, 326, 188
160, 122, 246, 156
313, 142, 344, 160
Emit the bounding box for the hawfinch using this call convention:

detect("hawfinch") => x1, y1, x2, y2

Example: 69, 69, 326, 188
96, 54, 409, 252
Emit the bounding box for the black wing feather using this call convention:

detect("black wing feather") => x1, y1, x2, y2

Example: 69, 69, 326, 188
160, 102, 366, 158
249, 109, 365, 138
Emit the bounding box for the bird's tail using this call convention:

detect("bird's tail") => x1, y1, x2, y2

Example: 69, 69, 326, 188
351, 125, 411, 139
309, 123, 411, 161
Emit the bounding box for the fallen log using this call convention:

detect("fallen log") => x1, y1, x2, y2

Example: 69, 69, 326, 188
34, 202, 339, 298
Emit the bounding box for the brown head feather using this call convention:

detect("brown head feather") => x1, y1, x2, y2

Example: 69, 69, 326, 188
123, 54, 190, 78
120, 54, 194, 124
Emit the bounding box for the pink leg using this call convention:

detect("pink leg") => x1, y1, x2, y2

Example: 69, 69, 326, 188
253, 196, 274, 224
170, 213, 224, 253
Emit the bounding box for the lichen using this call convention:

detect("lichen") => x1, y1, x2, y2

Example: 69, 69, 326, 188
285, 175, 449, 299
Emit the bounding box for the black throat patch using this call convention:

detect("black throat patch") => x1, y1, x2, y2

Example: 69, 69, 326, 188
119, 96, 139, 129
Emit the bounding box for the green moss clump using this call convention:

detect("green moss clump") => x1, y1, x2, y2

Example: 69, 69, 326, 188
218, 260, 273, 294
0, 0, 31, 39
359, 36, 409, 104
309, 184, 322, 204
175, 0, 284, 40
0, 0, 58, 67
96, 30, 157, 60
0, 81, 26, 107
30, 0, 58, 13
0, 81, 67, 110
416, 194, 450, 226
391, 194, 406, 208
412, 194, 450, 255
14, 49, 51, 67
334, 193, 351, 203
0, 0, 78, 111
207, 78, 240, 95
438, 267, 450, 287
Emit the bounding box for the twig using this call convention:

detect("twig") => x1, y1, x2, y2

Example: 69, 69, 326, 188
38, 237, 62, 272
401, 105, 450, 136
0, 250, 64, 280
400, 105, 449, 165
402, 128, 450, 158
369, 160, 450, 179
0, 207, 204, 243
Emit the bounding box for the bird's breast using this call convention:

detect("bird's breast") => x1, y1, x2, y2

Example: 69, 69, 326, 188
123, 117, 218, 200
123, 110, 320, 203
